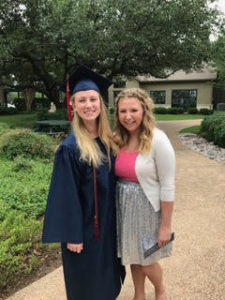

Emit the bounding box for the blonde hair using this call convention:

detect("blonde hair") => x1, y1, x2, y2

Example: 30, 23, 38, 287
114, 88, 155, 154
71, 93, 117, 167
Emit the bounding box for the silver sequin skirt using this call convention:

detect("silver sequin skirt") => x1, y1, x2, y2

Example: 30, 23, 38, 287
116, 179, 172, 266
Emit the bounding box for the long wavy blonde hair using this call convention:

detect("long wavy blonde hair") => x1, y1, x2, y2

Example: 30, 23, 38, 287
71, 93, 117, 167
114, 88, 155, 154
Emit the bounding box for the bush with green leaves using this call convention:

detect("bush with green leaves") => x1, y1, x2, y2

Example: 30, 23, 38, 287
0, 155, 54, 290
187, 107, 199, 114
0, 107, 18, 115
13, 155, 34, 172
0, 210, 41, 288
0, 123, 10, 136
199, 108, 213, 115
33, 98, 51, 110
153, 107, 168, 114
213, 119, 225, 148
36, 109, 68, 121
200, 113, 225, 148
14, 98, 27, 111
167, 107, 185, 114
0, 157, 52, 217
14, 98, 50, 112
0, 129, 56, 160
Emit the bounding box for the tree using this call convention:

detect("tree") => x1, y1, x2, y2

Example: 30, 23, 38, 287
213, 28, 225, 88
0, 0, 220, 108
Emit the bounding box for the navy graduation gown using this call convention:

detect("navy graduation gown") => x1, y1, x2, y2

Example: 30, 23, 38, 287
42, 133, 125, 300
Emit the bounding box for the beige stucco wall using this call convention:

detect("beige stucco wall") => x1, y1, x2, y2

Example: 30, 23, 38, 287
140, 81, 213, 109
109, 79, 214, 109
108, 80, 140, 107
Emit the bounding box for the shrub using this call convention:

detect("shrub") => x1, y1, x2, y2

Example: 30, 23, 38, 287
0, 210, 41, 288
0, 156, 54, 291
187, 107, 199, 114
153, 107, 168, 114
199, 108, 213, 115
0, 156, 52, 217
36, 109, 68, 121
0, 107, 18, 115
33, 98, 51, 110
13, 98, 51, 112
200, 113, 225, 148
167, 107, 185, 114
213, 119, 225, 148
13, 156, 34, 172
0, 129, 56, 160
14, 98, 26, 111
0, 123, 9, 137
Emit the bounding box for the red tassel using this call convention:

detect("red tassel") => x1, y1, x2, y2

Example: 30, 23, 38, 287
66, 77, 72, 122
94, 216, 99, 240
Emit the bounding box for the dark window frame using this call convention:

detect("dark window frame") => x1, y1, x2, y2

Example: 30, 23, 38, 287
114, 80, 126, 88
150, 90, 166, 104
172, 89, 197, 108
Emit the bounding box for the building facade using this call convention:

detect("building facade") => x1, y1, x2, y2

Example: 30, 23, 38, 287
109, 68, 217, 109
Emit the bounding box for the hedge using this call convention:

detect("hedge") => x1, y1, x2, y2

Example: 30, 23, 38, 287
0, 107, 18, 115
36, 109, 68, 120
153, 107, 213, 115
0, 129, 56, 160
200, 113, 225, 148
14, 98, 51, 112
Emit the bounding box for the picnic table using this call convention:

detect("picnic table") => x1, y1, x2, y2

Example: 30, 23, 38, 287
34, 120, 70, 136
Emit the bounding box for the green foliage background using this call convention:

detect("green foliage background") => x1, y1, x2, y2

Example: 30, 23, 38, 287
200, 112, 225, 148
0, 0, 220, 106
0, 130, 55, 290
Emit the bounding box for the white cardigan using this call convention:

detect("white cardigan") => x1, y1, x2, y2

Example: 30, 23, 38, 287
135, 128, 175, 212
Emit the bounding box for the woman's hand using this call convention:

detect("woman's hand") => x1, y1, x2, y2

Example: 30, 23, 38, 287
158, 201, 174, 247
157, 225, 171, 247
67, 243, 83, 253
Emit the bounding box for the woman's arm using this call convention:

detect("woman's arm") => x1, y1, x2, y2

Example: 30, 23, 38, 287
154, 131, 175, 247
158, 201, 174, 247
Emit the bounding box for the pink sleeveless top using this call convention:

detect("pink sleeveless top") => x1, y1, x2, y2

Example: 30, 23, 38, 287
115, 149, 139, 182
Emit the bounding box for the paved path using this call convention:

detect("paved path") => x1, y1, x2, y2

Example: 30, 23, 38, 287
7, 120, 225, 300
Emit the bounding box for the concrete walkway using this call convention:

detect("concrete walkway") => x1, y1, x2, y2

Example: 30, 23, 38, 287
7, 120, 225, 300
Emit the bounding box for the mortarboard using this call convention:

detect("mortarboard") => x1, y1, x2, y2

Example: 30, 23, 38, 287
62, 65, 112, 122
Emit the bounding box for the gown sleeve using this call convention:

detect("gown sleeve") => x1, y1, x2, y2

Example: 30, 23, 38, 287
42, 144, 83, 244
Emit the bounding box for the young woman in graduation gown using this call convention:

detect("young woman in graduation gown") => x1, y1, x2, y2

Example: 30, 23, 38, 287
42, 66, 125, 300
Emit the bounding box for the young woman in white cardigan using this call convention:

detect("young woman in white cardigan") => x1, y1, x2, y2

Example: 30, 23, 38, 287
114, 88, 175, 300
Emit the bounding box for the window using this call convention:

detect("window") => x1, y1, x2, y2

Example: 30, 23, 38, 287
114, 80, 126, 88
172, 89, 197, 108
150, 90, 166, 104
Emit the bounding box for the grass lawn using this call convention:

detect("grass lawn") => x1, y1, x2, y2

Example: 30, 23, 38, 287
0, 112, 206, 130
155, 114, 204, 121
179, 125, 201, 134
0, 113, 38, 129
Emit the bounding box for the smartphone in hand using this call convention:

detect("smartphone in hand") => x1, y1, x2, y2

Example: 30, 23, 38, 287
144, 232, 175, 259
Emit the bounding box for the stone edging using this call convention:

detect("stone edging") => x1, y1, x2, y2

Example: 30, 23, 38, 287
178, 133, 225, 164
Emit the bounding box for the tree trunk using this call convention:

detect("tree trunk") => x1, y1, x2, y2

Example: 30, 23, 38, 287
23, 88, 35, 112
46, 87, 63, 110
0, 85, 5, 107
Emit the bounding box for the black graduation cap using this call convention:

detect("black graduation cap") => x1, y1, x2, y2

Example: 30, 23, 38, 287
62, 65, 112, 96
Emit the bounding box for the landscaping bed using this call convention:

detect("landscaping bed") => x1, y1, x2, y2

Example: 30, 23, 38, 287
0, 128, 60, 298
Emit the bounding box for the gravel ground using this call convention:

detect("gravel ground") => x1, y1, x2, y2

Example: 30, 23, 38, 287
178, 133, 225, 164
